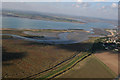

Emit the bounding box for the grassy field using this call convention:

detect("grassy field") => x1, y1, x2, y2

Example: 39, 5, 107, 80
59, 55, 116, 78
38, 53, 88, 79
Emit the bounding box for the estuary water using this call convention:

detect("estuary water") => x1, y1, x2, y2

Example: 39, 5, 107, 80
1, 32, 95, 44
2, 16, 116, 31
2, 16, 111, 44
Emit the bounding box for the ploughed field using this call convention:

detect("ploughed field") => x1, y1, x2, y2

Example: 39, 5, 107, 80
95, 52, 118, 75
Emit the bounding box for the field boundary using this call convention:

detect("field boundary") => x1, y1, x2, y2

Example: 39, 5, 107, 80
38, 53, 91, 79
93, 55, 117, 77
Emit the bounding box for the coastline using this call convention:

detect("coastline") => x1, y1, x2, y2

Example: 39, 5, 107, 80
2, 15, 86, 24
1, 28, 106, 44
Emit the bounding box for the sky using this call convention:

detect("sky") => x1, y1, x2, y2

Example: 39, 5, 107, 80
2, 0, 119, 20
2, 0, 119, 2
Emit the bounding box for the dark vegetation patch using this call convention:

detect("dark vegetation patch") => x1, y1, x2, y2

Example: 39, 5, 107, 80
23, 35, 44, 39
2, 47, 27, 62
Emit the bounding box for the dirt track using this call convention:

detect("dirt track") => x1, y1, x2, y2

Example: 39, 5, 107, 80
94, 52, 118, 75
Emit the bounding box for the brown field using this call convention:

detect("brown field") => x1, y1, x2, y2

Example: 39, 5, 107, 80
3, 38, 74, 78
94, 51, 118, 75
2, 30, 97, 78
2, 37, 76, 78
59, 55, 116, 78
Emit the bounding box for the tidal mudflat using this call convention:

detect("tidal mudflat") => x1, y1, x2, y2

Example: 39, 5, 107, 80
2, 28, 105, 44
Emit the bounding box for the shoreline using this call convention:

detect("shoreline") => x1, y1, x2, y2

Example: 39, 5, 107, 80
1, 28, 105, 44
0, 28, 88, 33
2, 15, 86, 24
